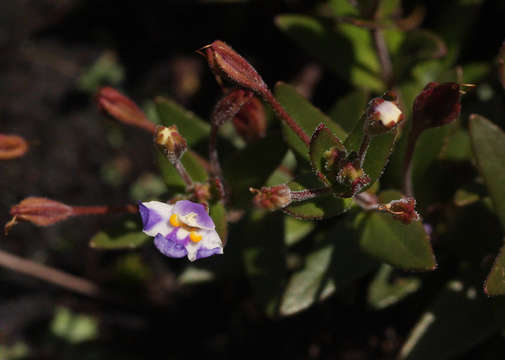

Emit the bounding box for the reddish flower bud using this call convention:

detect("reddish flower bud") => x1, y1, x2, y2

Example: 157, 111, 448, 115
154, 125, 187, 160
379, 197, 420, 225
363, 97, 403, 136
412, 82, 461, 131
250, 184, 292, 211
0, 134, 29, 160
198, 40, 268, 95
97, 87, 156, 133
5, 197, 74, 234
232, 96, 267, 142
212, 89, 254, 127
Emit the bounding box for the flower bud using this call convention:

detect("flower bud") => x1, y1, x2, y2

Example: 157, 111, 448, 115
0, 134, 29, 160
97, 87, 156, 133
212, 89, 253, 127
363, 97, 403, 136
232, 96, 267, 142
5, 197, 74, 234
198, 40, 268, 95
250, 184, 292, 211
337, 163, 371, 197
379, 197, 420, 225
154, 125, 187, 160
412, 82, 461, 131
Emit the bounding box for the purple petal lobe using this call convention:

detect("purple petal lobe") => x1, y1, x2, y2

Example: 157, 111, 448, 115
154, 233, 187, 258
138, 201, 163, 231
174, 200, 215, 230
195, 246, 223, 260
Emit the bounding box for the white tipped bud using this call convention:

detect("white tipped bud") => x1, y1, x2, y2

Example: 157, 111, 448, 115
364, 97, 404, 136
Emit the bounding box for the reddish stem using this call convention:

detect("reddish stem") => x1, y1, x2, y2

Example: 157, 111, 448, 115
262, 91, 310, 146
290, 187, 332, 202
71, 204, 138, 216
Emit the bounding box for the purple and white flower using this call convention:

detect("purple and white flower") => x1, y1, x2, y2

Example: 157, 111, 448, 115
138, 200, 223, 261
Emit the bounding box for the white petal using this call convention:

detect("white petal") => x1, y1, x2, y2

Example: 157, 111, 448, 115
184, 229, 223, 262
377, 100, 402, 127
141, 201, 174, 237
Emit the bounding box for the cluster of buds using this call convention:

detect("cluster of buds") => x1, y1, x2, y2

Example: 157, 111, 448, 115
250, 184, 292, 211
336, 162, 371, 197
363, 91, 404, 136
378, 197, 420, 225
0, 134, 29, 160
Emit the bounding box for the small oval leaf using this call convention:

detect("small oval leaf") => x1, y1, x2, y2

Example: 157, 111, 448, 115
90, 217, 149, 249
359, 190, 436, 271
155, 97, 210, 146
469, 114, 505, 228
485, 241, 505, 296
274, 82, 345, 161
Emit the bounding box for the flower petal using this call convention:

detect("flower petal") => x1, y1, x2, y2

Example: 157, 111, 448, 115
196, 246, 223, 260
139, 201, 173, 237
154, 232, 187, 258
173, 200, 215, 230
185, 228, 223, 262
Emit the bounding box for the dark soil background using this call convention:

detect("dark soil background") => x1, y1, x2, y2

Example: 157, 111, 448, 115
1, 1, 505, 359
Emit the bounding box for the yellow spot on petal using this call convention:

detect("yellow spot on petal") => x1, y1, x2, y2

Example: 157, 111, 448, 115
169, 214, 181, 227
189, 231, 202, 243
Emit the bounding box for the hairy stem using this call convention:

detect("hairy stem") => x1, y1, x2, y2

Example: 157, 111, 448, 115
209, 123, 222, 179
173, 158, 194, 190
356, 134, 372, 168
72, 204, 138, 216
262, 91, 310, 146
290, 186, 332, 202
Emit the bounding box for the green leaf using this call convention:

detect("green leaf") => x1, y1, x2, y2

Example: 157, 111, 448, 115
89, 216, 149, 250
280, 216, 376, 316
283, 174, 354, 220
274, 82, 345, 161
178, 266, 215, 285
344, 115, 397, 192
394, 30, 447, 79
157, 149, 208, 192
210, 201, 227, 244
469, 114, 505, 229
223, 133, 287, 206
275, 15, 383, 91
411, 126, 450, 193
78, 52, 124, 93
439, 127, 472, 162
328, 90, 368, 134
367, 264, 421, 310
399, 280, 499, 360
51, 307, 99, 344
129, 173, 167, 201
309, 123, 345, 184
242, 211, 286, 316
155, 97, 210, 146
485, 241, 505, 296
284, 215, 314, 247
359, 190, 436, 271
